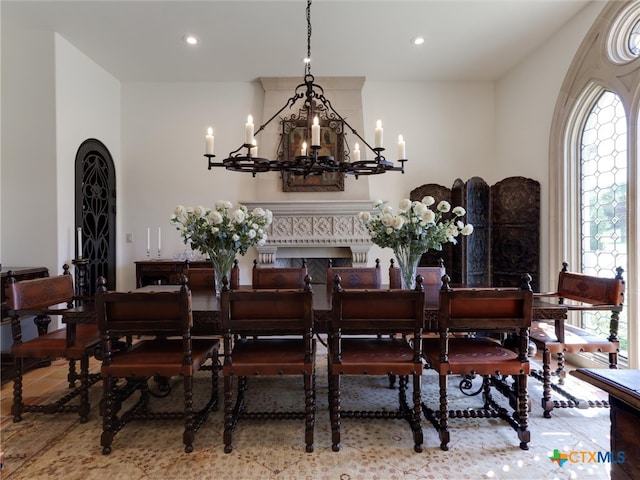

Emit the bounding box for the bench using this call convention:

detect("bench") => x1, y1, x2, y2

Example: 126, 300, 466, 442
530, 262, 625, 417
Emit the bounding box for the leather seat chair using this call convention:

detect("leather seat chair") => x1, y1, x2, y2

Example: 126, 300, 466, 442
6, 264, 100, 423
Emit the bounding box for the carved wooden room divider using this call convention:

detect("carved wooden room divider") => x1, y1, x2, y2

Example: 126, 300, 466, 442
410, 176, 540, 290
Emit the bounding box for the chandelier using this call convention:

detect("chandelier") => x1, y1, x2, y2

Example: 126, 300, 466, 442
204, 0, 407, 179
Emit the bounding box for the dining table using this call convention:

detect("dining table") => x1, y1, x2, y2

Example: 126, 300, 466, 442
62, 284, 568, 338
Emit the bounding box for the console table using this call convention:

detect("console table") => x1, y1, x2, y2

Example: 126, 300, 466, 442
570, 368, 640, 480
135, 260, 211, 288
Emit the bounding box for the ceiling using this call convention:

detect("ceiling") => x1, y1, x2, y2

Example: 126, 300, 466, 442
2, 0, 595, 83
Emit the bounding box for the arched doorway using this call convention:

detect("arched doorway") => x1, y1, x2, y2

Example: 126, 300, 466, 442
75, 139, 116, 293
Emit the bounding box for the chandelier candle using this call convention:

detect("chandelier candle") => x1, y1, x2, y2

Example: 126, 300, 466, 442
312, 116, 320, 146
205, 127, 214, 155
397, 135, 406, 159
245, 115, 254, 145
375, 120, 383, 148
353, 143, 360, 162
301, 141, 307, 156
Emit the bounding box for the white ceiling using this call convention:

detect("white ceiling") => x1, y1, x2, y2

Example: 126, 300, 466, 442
2, 0, 595, 83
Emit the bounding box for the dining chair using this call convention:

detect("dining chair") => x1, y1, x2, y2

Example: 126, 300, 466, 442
325, 258, 381, 294
251, 258, 309, 289
328, 274, 425, 452
183, 258, 239, 291
220, 276, 315, 453
6, 264, 101, 423
96, 278, 219, 454
389, 258, 446, 304
529, 262, 625, 417
421, 276, 533, 451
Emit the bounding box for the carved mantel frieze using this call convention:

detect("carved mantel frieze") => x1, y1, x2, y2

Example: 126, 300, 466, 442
241, 200, 374, 266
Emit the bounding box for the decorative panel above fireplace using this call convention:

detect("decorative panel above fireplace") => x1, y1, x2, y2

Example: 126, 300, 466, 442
241, 201, 374, 267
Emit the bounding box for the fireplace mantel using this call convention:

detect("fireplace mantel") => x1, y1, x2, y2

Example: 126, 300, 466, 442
242, 200, 374, 266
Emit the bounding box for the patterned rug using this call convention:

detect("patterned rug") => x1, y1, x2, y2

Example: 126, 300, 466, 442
1, 345, 613, 480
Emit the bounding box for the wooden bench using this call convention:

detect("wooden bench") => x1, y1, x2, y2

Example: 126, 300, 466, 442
530, 262, 625, 417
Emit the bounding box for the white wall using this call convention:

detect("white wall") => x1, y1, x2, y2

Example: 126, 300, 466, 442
1, 29, 57, 272
495, 0, 606, 290
55, 34, 121, 269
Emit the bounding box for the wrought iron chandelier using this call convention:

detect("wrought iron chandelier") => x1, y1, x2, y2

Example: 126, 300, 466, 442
204, 0, 407, 179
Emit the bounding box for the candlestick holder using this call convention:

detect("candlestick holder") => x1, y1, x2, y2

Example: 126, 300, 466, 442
146, 248, 151, 259
157, 248, 162, 259
72, 258, 89, 303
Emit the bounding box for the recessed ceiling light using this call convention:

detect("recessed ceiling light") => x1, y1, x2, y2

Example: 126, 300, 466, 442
183, 34, 199, 46
411, 36, 425, 46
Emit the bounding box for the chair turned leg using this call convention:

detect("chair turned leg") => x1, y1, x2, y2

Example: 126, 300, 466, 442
67, 359, 78, 388
330, 373, 341, 452
223, 374, 234, 453
183, 375, 195, 453
78, 355, 91, 423
101, 376, 116, 455
541, 348, 553, 418
412, 373, 424, 453
11, 358, 24, 422
438, 375, 450, 451
304, 371, 315, 453
516, 374, 530, 450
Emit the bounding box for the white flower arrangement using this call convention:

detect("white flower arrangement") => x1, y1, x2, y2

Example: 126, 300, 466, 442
358, 197, 474, 253
171, 201, 273, 257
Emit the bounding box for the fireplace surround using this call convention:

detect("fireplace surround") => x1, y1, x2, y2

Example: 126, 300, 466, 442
242, 201, 374, 270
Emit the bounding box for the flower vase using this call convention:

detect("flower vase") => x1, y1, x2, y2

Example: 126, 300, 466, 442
394, 244, 425, 290
207, 249, 236, 296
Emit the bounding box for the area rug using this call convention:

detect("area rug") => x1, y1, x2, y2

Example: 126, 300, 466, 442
0, 346, 613, 480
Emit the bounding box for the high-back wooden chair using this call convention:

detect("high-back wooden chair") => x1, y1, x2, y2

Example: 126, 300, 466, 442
220, 277, 315, 453
251, 259, 308, 289
96, 280, 219, 454
328, 275, 425, 453
326, 258, 381, 294
529, 262, 625, 417
389, 258, 446, 304
421, 276, 533, 451
6, 264, 101, 423
183, 258, 239, 291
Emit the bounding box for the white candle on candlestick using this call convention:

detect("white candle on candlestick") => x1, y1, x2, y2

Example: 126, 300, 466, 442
205, 127, 214, 155
76, 227, 82, 259
147, 228, 150, 252
353, 143, 360, 162
301, 141, 307, 157
245, 115, 254, 145
311, 116, 320, 147
374, 120, 383, 148
250, 139, 258, 157
397, 134, 406, 159
158, 227, 162, 252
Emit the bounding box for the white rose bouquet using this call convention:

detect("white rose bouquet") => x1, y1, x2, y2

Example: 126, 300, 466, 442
171, 201, 273, 292
357, 197, 473, 288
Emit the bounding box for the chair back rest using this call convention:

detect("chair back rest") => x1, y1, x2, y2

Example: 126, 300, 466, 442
220, 283, 313, 336
252, 260, 309, 289
331, 287, 425, 336
183, 259, 239, 291
389, 262, 445, 304
95, 285, 192, 338
326, 259, 381, 293
7, 273, 74, 311
438, 288, 533, 332
557, 270, 624, 307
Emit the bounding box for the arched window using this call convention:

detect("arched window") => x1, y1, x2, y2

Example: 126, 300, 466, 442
550, 1, 639, 367
579, 90, 628, 354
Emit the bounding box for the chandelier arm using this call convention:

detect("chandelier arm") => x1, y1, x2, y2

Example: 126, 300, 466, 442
252, 92, 305, 139
313, 90, 377, 155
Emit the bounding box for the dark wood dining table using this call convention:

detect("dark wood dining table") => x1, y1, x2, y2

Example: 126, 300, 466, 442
62, 284, 568, 337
